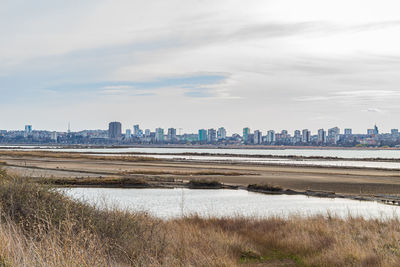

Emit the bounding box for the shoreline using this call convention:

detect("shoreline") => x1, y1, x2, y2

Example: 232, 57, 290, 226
3, 151, 400, 202
50, 177, 400, 207
2, 144, 400, 151
4, 151, 400, 172
4, 149, 400, 163
2, 172, 400, 266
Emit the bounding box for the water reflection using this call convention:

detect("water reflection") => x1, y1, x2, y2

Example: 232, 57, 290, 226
64, 188, 400, 219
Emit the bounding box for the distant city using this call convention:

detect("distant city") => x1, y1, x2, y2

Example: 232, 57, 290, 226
0, 122, 399, 147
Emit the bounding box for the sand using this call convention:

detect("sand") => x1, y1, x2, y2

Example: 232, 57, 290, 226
1, 153, 400, 195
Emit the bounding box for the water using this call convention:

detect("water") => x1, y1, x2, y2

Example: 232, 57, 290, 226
86, 153, 400, 169
4, 146, 400, 169
3, 146, 400, 159
63, 188, 400, 219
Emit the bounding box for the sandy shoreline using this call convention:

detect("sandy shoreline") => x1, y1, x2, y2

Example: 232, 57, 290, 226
2, 144, 400, 150
1, 151, 400, 197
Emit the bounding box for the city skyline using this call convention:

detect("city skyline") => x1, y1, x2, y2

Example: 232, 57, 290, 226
2, 121, 399, 147
1, 121, 398, 136
0, 121, 395, 137
1, 1, 400, 132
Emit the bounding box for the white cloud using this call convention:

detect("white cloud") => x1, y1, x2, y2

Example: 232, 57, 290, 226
2, 0, 400, 133
366, 108, 384, 113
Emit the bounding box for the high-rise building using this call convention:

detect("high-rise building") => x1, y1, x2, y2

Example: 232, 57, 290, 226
374, 125, 379, 135
328, 127, 340, 143
207, 128, 217, 142
198, 129, 207, 143
318, 129, 326, 143
344, 128, 352, 135
125, 129, 132, 138
24, 125, 32, 138
243, 127, 251, 143
108, 122, 122, 139
217, 127, 227, 140
167, 128, 177, 142
328, 127, 340, 137
302, 129, 311, 143
266, 130, 275, 143
133, 125, 140, 136
293, 130, 301, 143
51, 131, 58, 141
254, 130, 263, 144
155, 128, 164, 142
145, 129, 151, 137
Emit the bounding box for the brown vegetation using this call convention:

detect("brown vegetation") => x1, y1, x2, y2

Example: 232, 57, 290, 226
0, 169, 400, 266
0, 150, 159, 162
120, 169, 254, 176
4, 151, 400, 195
188, 178, 223, 189
38, 176, 149, 187
248, 183, 283, 192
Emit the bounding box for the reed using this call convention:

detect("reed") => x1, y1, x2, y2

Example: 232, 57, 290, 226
0, 169, 399, 266
248, 183, 283, 192
188, 178, 223, 188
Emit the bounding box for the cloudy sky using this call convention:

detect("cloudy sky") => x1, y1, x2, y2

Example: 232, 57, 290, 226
1, 0, 400, 134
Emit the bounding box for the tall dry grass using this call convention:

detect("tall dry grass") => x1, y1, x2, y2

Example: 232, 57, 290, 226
0, 168, 400, 266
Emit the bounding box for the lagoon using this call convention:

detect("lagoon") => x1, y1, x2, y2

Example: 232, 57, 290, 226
63, 188, 400, 220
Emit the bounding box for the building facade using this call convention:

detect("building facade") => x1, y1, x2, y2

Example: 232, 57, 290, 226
108, 122, 122, 139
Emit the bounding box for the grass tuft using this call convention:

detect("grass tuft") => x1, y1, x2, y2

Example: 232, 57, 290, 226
0, 168, 399, 266
188, 178, 223, 189
248, 183, 283, 192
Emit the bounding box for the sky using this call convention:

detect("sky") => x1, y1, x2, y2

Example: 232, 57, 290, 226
1, 0, 400, 134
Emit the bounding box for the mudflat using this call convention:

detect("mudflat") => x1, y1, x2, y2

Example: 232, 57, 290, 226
1, 151, 400, 195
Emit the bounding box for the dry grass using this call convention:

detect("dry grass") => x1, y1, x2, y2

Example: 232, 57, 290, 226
120, 169, 254, 176
188, 178, 223, 189
0, 168, 400, 266
0, 150, 159, 162
38, 176, 149, 187
248, 183, 283, 192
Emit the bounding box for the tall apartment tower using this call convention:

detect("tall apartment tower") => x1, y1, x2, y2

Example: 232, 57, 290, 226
133, 125, 140, 136
125, 129, 132, 139
198, 129, 207, 143
155, 128, 164, 142
318, 129, 326, 143
24, 125, 32, 138
344, 128, 352, 135
328, 127, 340, 144
207, 128, 217, 142
167, 128, 177, 142
302, 129, 311, 143
108, 122, 122, 139
266, 130, 275, 143
243, 127, 251, 143
254, 130, 263, 144
217, 127, 227, 140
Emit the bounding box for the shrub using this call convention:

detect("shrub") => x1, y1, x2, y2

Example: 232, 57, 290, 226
247, 183, 283, 192
188, 179, 222, 188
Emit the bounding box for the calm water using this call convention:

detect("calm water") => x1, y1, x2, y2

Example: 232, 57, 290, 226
4, 146, 400, 169
3, 146, 400, 159
63, 188, 400, 219
87, 153, 400, 169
